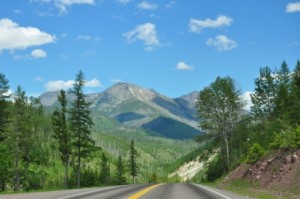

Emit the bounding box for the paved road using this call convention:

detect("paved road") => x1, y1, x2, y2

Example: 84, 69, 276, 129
0, 183, 252, 199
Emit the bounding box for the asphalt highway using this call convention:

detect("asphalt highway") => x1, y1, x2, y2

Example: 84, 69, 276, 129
0, 183, 252, 199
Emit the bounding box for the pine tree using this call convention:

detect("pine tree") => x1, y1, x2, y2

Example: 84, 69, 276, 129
9, 86, 32, 191
115, 155, 126, 185
69, 71, 94, 188
52, 90, 72, 188
274, 61, 290, 119
128, 140, 138, 183
288, 60, 300, 125
251, 67, 276, 122
99, 153, 110, 184
0, 73, 10, 141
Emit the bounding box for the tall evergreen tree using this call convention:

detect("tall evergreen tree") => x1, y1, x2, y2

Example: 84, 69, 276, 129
9, 86, 32, 191
0, 73, 10, 141
251, 67, 276, 122
274, 61, 290, 119
196, 76, 244, 171
128, 140, 138, 183
288, 60, 300, 125
115, 155, 126, 185
69, 71, 94, 188
99, 153, 110, 184
52, 90, 72, 188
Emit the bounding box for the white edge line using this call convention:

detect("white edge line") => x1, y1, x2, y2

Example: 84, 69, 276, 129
193, 184, 231, 199
57, 185, 125, 199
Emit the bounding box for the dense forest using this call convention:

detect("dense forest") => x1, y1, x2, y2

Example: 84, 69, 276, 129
1, 60, 300, 192
194, 60, 300, 182
0, 71, 143, 192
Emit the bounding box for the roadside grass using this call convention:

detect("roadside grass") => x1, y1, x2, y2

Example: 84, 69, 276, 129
216, 179, 298, 199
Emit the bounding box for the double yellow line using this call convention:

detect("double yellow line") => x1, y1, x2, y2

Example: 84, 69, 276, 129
128, 184, 162, 199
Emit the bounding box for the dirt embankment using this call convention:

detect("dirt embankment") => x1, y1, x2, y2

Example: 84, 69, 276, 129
222, 149, 300, 197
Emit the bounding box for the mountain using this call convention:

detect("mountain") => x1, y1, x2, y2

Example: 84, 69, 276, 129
39, 83, 203, 139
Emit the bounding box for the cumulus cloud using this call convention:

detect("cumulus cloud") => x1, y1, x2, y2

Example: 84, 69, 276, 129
176, 61, 193, 70
242, 91, 253, 110
31, 49, 47, 58
286, 2, 300, 13
45, 78, 101, 91
0, 18, 55, 51
31, 0, 96, 15
117, 0, 131, 5
206, 35, 237, 52
189, 15, 233, 33
123, 23, 160, 50
137, 1, 158, 10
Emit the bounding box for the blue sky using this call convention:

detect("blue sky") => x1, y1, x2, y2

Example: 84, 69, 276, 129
0, 0, 299, 108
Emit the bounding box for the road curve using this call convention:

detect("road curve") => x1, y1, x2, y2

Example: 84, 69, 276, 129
0, 183, 252, 199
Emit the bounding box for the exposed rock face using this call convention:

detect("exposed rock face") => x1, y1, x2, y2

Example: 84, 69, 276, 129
246, 149, 300, 192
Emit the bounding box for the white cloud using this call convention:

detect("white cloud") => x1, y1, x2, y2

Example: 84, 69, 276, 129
31, 0, 96, 15
206, 35, 237, 52
34, 76, 44, 82
45, 78, 101, 91
123, 23, 160, 50
76, 35, 101, 42
85, 78, 101, 87
286, 2, 300, 13
59, 0, 95, 6
137, 1, 158, 10
31, 49, 47, 58
0, 18, 55, 51
242, 91, 253, 110
117, 0, 131, 5
14, 10, 21, 14
189, 15, 233, 33
110, 78, 122, 83
165, 1, 176, 8
76, 35, 92, 41
176, 61, 193, 70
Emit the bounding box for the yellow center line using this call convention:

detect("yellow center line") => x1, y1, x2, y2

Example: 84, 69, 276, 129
128, 184, 162, 199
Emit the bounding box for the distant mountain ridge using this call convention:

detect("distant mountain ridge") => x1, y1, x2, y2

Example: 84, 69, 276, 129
39, 82, 202, 140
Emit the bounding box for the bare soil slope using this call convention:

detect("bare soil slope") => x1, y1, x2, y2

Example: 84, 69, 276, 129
222, 149, 300, 198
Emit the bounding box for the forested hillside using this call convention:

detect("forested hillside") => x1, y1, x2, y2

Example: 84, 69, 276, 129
0, 71, 199, 192
185, 60, 300, 197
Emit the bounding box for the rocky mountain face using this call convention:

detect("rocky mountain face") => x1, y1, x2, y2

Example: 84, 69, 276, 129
39, 83, 202, 139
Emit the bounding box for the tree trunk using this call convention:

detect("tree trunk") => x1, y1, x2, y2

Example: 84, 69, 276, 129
14, 137, 20, 191
65, 159, 69, 188
77, 138, 81, 188
224, 136, 230, 170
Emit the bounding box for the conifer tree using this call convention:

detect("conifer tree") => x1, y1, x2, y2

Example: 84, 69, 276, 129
10, 86, 32, 191
128, 140, 138, 183
99, 153, 110, 184
0, 73, 10, 141
289, 60, 300, 125
115, 155, 126, 185
69, 71, 94, 188
52, 90, 72, 188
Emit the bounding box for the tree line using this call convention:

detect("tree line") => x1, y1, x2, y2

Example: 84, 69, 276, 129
0, 71, 138, 192
195, 60, 300, 181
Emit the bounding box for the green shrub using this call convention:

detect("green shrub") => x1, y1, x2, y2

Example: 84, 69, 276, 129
206, 155, 224, 182
246, 143, 265, 164
270, 126, 300, 150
